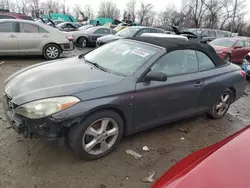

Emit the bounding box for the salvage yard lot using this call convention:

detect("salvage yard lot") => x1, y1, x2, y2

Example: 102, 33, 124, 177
1, 49, 250, 188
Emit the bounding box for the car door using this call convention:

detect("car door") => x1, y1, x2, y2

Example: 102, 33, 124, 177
18, 23, 49, 54
134, 50, 204, 129
196, 51, 225, 110
90, 28, 111, 42
231, 40, 245, 63
241, 40, 250, 59
0, 21, 19, 54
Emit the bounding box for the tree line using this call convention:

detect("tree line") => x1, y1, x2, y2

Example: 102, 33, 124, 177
1, 0, 250, 36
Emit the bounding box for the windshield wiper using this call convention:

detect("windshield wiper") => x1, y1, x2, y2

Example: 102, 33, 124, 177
82, 56, 109, 73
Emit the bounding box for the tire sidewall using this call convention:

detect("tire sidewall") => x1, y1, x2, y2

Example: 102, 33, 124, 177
211, 89, 233, 119
69, 110, 124, 160
43, 44, 61, 60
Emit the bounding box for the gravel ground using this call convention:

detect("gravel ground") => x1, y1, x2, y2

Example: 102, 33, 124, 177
1, 49, 250, 188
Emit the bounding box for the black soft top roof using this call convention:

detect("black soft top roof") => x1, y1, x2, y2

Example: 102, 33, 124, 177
126, 37, 225, 66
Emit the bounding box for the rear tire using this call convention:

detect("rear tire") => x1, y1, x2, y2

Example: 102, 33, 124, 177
68, 110, 124, 160
207, 89, 233, 119
43, 44, 61, 60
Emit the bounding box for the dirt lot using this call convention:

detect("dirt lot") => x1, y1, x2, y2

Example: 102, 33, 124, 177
1, 50, 250, 188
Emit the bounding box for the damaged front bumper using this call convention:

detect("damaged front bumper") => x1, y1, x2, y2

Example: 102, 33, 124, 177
3, 95, 63, 140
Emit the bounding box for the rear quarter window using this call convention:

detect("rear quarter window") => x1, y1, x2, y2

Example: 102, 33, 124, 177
196, 51, 215, 71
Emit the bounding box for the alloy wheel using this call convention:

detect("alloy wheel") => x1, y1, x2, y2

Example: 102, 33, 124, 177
82, 118, 119, 155
82, 39, 87, 48
215, 93, 230, 116
46, 46, 59, 59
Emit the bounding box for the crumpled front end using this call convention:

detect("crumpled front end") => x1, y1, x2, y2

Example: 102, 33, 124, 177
3, 95, 63, 140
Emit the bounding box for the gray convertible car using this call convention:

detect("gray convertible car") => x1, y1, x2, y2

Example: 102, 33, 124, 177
71, 26, 116, 48
3, 38, 246, 160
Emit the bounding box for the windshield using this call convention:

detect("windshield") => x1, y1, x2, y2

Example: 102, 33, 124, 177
116, 27, 140, 37
210, 38, 236, 47
57, 23, 66, 27
84, 40, 159, 76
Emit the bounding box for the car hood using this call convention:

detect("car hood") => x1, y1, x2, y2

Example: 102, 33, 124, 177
4, 57, 123, 105
98, 35, 123, 42
210, 45, 232, 52
153, 126, 250, 188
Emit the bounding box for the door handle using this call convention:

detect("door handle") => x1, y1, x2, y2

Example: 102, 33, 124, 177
43, 35, 49, 38
194, 81, 203, 87
9, 35, 16, 38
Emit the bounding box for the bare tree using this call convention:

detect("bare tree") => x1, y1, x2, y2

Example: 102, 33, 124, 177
126, 0, 136, 21
83, 4, 94, 20
137, 2, 154, 25
186, 0, 208, 28
73, 4, 81, 20
98, 0, 120, 19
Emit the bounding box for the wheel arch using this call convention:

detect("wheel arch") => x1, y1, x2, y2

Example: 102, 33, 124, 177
228, 86, 236, 102
64, 105, 128, 135
42, 43, 62, 53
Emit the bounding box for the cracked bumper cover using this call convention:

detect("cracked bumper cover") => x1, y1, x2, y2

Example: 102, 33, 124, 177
3, 95, 64, 139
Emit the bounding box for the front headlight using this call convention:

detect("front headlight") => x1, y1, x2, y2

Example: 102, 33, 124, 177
14, 96, 80, 119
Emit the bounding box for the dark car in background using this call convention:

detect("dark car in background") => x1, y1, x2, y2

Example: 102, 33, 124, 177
0, 11, 34, 20
3, 37, 246, 160
210, 37, 250, 63
183, 28, 232, 43
57, 22, 82, 32
96, 26, 165, 47
72, 26, 116, 48
152, 125, 250, 188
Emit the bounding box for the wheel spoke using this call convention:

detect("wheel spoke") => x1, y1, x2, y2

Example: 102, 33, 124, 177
223, 94, 229, 103
217, 107, 223, 115
85, 139, 98, 152
100, 141, 109, 152
106, 127, 118, 137
100, 119, 109, 132
85, 127, 99, 138
216, 102, 223, 110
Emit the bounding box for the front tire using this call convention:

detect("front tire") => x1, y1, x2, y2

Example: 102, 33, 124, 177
43, 44, 61, 60
68, 110, 124, 160
78, 37, 88, 48
207, 89, 233, 119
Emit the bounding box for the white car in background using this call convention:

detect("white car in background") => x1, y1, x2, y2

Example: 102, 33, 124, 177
141, 33, 188, 41
0, 19, 74, 59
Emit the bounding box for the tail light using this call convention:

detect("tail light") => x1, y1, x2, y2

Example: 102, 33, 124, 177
66, 36, 73, 41
240, 70, 246, 77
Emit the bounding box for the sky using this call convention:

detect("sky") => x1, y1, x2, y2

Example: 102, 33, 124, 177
62, 0, 250, 20
64, 0, 183, 14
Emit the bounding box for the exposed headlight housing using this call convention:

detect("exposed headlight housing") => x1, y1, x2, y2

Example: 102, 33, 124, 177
14, 96, 80, 119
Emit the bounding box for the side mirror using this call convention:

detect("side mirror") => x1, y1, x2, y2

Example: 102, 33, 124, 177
234, 46, 242, 49
145, 71, 167, 82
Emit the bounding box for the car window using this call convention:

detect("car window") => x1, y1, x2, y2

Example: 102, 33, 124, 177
151, 50, 198, 76
0, 22, 16, 32
111, 30, 116, 34
0, 15, 16, 19
136, 29, 151, 36
208, 30, 216, 37
20, 23, 38, 33
196, 51, 215, 71
38, 26, 48, 33
217, 30, 223, 37
94, 28, 110, 34
235, 40, 244, 47
245, 41, 250, 47
150, 29, 158, 33
157, 29, 165, 33
222, 31, 229, 37
201, 30, 209, 37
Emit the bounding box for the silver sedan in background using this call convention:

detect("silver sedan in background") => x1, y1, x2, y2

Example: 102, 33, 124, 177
0, 19, 74, 59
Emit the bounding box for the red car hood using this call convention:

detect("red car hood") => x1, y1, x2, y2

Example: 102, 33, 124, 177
153, 126, 250, 188
210, 45, 232, 52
